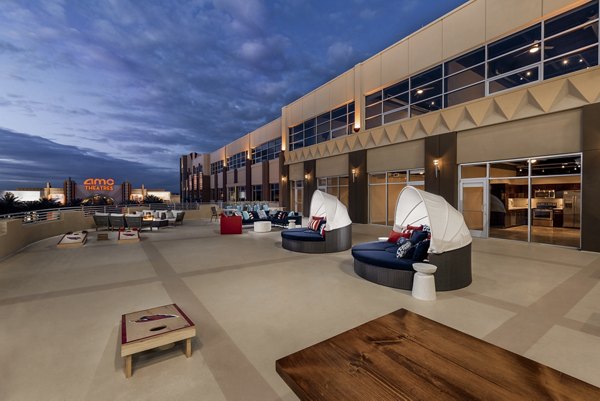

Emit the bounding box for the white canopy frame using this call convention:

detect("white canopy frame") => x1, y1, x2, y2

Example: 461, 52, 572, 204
309, 190, 352, 231
393, 186, 472, 254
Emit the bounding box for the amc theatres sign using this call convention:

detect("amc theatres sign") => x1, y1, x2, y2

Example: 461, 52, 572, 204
83, 178, 115, 191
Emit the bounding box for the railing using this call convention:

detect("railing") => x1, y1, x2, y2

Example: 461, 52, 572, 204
0, 207, 82, 224
0, 202, 216, 224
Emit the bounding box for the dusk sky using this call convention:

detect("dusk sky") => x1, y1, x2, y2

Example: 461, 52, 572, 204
0, 0, 465, 193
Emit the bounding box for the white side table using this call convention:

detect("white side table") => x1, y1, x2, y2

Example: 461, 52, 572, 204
412, 263, 438, 301
288, 220, 296, 229
254, 221, 272, 233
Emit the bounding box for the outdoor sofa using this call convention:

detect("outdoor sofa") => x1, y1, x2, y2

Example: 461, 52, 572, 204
281, 190, 352, 253
352, 186, 472, 291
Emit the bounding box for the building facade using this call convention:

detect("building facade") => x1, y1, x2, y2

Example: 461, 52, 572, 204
181, 0, 600, 251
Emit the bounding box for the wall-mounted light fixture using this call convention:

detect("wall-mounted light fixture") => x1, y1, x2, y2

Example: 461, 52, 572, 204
304, 173, 310, 181
433, 159, 440, 178
282, 176, 287, 183
353, 122, 360, 133
351, 168, 358, 182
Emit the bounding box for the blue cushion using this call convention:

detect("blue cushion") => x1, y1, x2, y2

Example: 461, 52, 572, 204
351, 249, 415, 271
410, 230, 429, 244
281, 228, 325, 242
352, 241, 396, 252
412, 239, 430, 262
242, 211, 250, 220
396, 238, 415, 259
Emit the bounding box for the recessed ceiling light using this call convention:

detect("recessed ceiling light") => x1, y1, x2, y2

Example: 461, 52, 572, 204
430, 101, 435, 105
579, 58, 584, 63
562, 59, 569, 65
529, 44, 540, 53
416, 89, 424, 95
530, 159, 537, 164
526, 71, 532, 77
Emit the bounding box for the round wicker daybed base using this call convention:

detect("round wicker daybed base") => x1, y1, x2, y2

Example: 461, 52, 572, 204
282, 225, 352, 253
353, 243, 472, 291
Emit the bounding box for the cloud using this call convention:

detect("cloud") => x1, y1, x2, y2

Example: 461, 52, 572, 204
327, 42, 354, 66
0, 128, 178, 191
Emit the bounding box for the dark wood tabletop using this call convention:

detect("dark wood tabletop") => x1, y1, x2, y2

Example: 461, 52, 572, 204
276, 308, 600, 401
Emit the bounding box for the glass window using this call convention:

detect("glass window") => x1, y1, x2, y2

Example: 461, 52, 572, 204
445, 47, 485, 75
461, 164, 487, 179
489, 68, 539, 94
530, 156, 581, 176
383, 109, 409, 124
365, 116, 382, 129
366, 103, 382, 118
488, 24, 541, 59
383, 80, 409, 98
383, 93, 409, 112
411, 96, 442, 116
411, 79, 442, 103
444, 83, 485, 107
445, 65, 485, 92
387, 171, 407, 183
270, 183, 279, 202
545, 1, 599, 38
369, 173, 386, 184
487, 50, 540, 78
411, 65, 443, 88
490, 161, 527, 177
288, 102, 353, 151
544, 23, 598, 59
544, 47, 599, 79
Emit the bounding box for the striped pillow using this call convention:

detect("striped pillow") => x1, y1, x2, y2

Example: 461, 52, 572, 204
308, 216, 324, 231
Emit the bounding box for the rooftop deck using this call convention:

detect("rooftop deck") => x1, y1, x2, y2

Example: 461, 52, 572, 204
0, 220, 599, 400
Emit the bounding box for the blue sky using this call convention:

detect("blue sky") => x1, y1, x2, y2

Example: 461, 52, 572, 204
0, 0, 465, 193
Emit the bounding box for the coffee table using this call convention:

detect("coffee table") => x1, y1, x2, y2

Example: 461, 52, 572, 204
277, 308, 600, 400
151, 219, 169, 230
120, 304, 196, 378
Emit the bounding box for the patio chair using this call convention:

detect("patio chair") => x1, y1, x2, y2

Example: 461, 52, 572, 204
211, 206, 219, 222
173, 211, 185, 226
108, 214, 126, 231
125, 215, 142, 230
93, 213, 110, 231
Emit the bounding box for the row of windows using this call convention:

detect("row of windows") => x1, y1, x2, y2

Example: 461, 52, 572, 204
365, 1, 599, 130
227, 151, 248, 170
210, 160, 224, 175
317, 176, 349, 207
288, 102, 355, 151
252, 138, 281, 164
369, 169, 425, 226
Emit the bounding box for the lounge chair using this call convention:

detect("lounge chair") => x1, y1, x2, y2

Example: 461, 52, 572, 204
173, 211, 185, 226
109, 214, 126, 231
93, 213, 110, 231
211, 206, 219, 222
125, 215, 142, 230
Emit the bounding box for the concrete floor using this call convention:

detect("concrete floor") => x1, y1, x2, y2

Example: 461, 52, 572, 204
1, 220, 599, 401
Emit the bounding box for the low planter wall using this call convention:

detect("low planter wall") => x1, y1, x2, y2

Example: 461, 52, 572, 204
0, 211, 93, 260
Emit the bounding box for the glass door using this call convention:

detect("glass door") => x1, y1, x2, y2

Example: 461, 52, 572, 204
460, 180, 488, 237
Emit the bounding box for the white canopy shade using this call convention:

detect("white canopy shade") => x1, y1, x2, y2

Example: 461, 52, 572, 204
309, 190, 352, 231
393, 186, 472, 254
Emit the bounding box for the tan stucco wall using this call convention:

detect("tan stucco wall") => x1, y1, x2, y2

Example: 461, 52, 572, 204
0, 211, 94, 260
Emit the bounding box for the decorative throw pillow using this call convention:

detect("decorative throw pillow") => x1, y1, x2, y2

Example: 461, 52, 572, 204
166, 211, 174, 219
410, 229, 429, 244
319, 223, 326, 237
288, 211, 295, 217
160, 212, 167, 220
257, 210, 267, 219
387, 230, 402, 243
412, 239, 430, 262
280, 211, 289, 219
396, 238, 415, 259
308, 216, 324, 231
233, 210, 242, 217
242, 211, 250, 220
407, 224, 423, 231
400, 229, 412, 238
248, 212, 255, 220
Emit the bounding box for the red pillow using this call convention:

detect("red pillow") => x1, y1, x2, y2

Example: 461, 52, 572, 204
400, 229, 412, 238
308, 216, 324, 231
387, 230, 402, 243
407, 225, 423, 231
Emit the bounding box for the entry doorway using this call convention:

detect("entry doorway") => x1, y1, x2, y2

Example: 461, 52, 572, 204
459, 180, 488, 238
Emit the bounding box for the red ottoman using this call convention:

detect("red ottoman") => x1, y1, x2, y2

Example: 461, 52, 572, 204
220, 215, 242, 234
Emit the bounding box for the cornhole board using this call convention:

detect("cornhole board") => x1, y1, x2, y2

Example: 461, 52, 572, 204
120, 304, 196, 378
57, 231, 88, 248
118, 229, 140, 243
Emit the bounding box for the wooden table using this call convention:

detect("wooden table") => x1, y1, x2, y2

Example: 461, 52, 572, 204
276, 309, 600, 400
120, 304, 196, 378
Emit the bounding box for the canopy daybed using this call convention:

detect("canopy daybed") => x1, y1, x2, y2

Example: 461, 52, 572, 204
281, 190, 352, 253
352, 186, 472, 291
